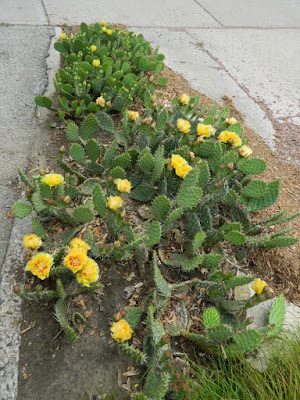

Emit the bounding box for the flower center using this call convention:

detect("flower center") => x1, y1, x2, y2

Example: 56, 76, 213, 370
70, 257, 81, 267
35, 260, 48, 273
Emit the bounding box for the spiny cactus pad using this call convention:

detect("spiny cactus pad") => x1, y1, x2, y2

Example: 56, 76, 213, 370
81, 113, 99, 140
12, 202, 33, 218
152, 195, 171, 219
246, 180, 280, 212
225, 230, 246, 245
232, 330, 263, 353
73, 206, 94, 223
267, 293, 285, 338
242, 180, 267, 198
202, 307, 221, 330
239, 158, 266, 175
70, 143, 85, 164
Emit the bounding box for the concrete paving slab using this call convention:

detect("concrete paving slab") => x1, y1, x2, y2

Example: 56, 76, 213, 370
197, 0, 300, 27
133, 28, 275, 148
43, 0, 220, 27
0, 25, 54, 181
189, 28, 300, 119
0, 0, 48, 25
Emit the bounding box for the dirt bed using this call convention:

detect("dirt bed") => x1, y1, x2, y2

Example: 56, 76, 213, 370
16, 29, 299, 400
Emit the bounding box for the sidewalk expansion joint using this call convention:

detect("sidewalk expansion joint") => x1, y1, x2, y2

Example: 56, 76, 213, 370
193, 0, 224, 27
41, 0, 50, 25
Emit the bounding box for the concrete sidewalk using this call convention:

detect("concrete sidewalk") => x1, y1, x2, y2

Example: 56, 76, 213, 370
0, 0, 299, 398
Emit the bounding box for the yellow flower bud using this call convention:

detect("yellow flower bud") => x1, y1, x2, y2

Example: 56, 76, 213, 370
197, 123, 216, 137
179, 93, 190, 105
251, 279, 268, 295
60, 33, 67, 40
23, 234, 43, 250
69, 238, 90, 253
101, 20, 106, 26
114, 178, 132, 193
218, 131, 242, 147
90, 45, 97, 52
101, 26, 107, 33
226, 117, 238, 126
176, 118, 191, 134
93, 59, 100, 68
128, 111, 139, 121
107, 29, 113, 36
96, 96, 106, 107
64, 195, 71, 204
107, 196, 123, 211
239, 145, 253, 158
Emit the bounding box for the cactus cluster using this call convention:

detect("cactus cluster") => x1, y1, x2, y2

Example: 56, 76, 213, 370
14, 241, 102, 342
12, 21, 300, 398
35, 22, 167, 120
12, 169, 95, 226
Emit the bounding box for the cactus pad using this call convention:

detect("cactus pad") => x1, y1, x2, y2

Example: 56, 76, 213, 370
202, 307, 221, 330
225, 231, 246, 245
73, 206, 94, 223
152, 195, 171, 219
239, 158, 266, 175
268, 293, 285, 338
12, 202, 33, 218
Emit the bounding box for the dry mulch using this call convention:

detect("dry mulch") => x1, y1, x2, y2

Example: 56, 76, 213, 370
157, 66, 299, 304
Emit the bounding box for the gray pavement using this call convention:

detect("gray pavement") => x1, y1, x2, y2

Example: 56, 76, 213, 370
0, 1, 299, 398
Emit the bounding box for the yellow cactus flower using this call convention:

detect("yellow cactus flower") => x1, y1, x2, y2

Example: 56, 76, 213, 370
197, 123, 216, 137
176, 118, 191, 134
128, 111, 139, 121
107, 196, 123, 211
60, 33, 67, 40
101, 20, 106, 26
107, 29, 113, 36
93, 59, 100, 68
96, 96, 106, 107
226, 117, 238, 126
25, 253, 53, 280
23, 234, 43, 250
114, 178, 132, 193
228, 132, 242, 147
218, 130, 231, 143
251, 279, 268, 295
171, 154, 192, 179
90, 45, 97, 52
239, 145, 253, 158
69, 238, 90, 253
179, 93, 190, 105
171, 154, 185, 170
111, 319, 133, 342
218, 131, 242, 147
42, 173, 64, 187
63, 249, 87, 273
176, 164, 193, 179
101, 26, 107, 33
76, 258, 99, 287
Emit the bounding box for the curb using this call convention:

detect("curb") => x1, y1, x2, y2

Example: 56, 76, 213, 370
0, 27, 61, 400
